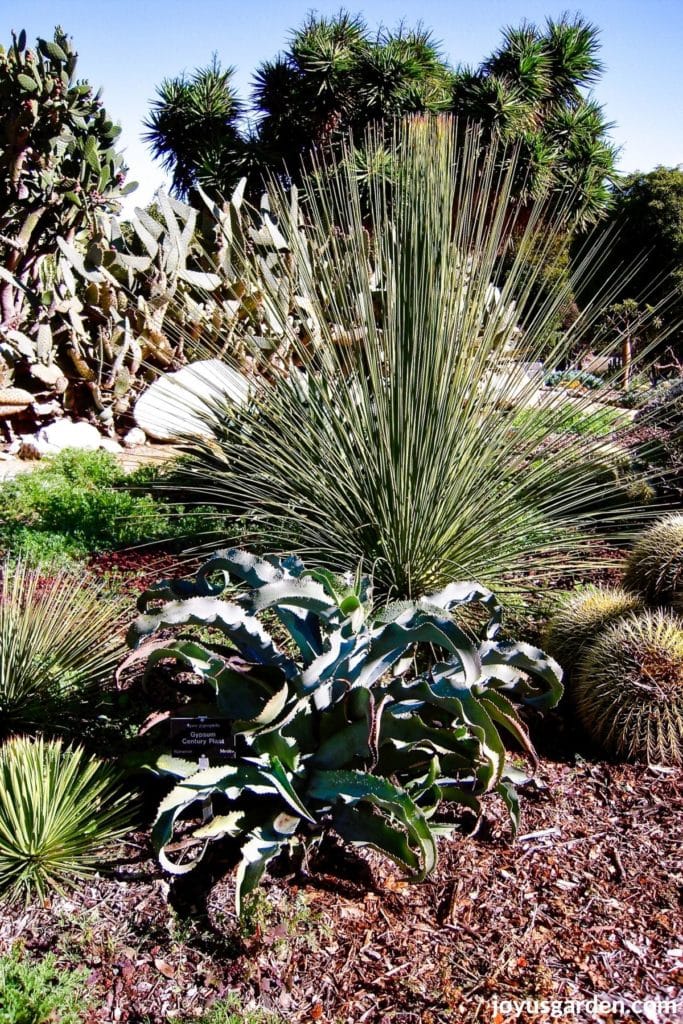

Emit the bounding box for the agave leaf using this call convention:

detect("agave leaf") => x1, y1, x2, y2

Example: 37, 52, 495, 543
273, 606, 323, 665
421, 582, 502, 638
143, 640, 221, 679
300, 632, 367, 695
230, 678, 290, 729
496, 779, 521, 834
332, 803, 420, 872
194, 811, 245, 840
311, 720, 372, 769
196, 549, 290, 591
263, 755, 315, 822
477, 690, 538, 765
151, 762, 280, 859
157, 842, 209, 876
235, 813, 299, 916
153, 754, 199, 779
358, 612, 481, 689
248, 577, 336, 616
478, 640, 563, 707
308, 768, 437, 878
403, 755, 440, 801
449, 689, 506, 791
213, 663, 285, 720
379, 711, 472, 761
437, 785, 483, 817
127, 597, 297, 678
253, 729, 300, 771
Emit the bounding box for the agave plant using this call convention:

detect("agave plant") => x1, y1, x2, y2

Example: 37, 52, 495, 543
0, 735, 133, 903
0, 561, 126, 734
177, 115, 672, 598
128, 549, 562, 912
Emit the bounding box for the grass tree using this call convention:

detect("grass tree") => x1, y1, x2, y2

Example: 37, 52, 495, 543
174, 116, 670, 599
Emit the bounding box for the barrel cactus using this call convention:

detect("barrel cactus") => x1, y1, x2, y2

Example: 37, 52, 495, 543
574, 610, 683, 766
542, 586, 642, 681
623, 514, 683, 613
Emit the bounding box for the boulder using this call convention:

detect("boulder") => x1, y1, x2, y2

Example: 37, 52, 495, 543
99, 437, 123, 454
134, 359, 249, 442
34, 419, 102, 454
123, 427, 147, 449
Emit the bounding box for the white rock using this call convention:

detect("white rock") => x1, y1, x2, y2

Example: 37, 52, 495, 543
35, 419, 102, 454
122, 427, 147, 449
133, 359, 249, 442
99, 437, 123, 454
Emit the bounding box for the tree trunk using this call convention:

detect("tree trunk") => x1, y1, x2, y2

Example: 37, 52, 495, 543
621, 332, 632, 390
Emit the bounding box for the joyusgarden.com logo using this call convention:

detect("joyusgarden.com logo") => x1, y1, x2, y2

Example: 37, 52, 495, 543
490, 995, 680, 1019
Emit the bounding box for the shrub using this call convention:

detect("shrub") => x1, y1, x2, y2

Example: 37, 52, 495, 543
574, 610, 683, 765
0, 559, 127, 733
623, 513, 683, 613
0, 735, 133, 902
635, 379, 683, 499
0, 449, 218, 565
128, 549, 562, 912
544, 369, 604, 390
511, 403, 627, 439
542, 586, 642, 680
0, 946, 92, 1024
180, 117, 659, 598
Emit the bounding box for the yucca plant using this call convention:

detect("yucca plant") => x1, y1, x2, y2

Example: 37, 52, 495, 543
128, 548, 562, 912
574, 610, 683, 766
0, 736, 133, 903
542, 586, 642, 681
0, 561, 126, 734
623, 514, 683, 613
176, 115, 672, 598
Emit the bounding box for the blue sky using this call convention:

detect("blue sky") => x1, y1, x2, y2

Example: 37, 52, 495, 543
10, 0, 683, 211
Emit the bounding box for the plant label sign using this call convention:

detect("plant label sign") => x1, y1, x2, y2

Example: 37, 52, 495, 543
169, 717, 235, 764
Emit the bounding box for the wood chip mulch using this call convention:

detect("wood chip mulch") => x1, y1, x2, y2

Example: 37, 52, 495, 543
1, 740, 681, 1024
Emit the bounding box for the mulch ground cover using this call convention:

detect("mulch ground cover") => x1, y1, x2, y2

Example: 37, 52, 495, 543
2, 537, 681, 1023
0, 740, 680, 1024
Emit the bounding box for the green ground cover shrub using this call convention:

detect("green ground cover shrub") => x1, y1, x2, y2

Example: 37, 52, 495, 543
544, 369, 604, 390
0, 449, 217, 566
0, 946, 92, 1024
0, 735, 133, 902
511, 403, 627, 438
129, 549, 562, 912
